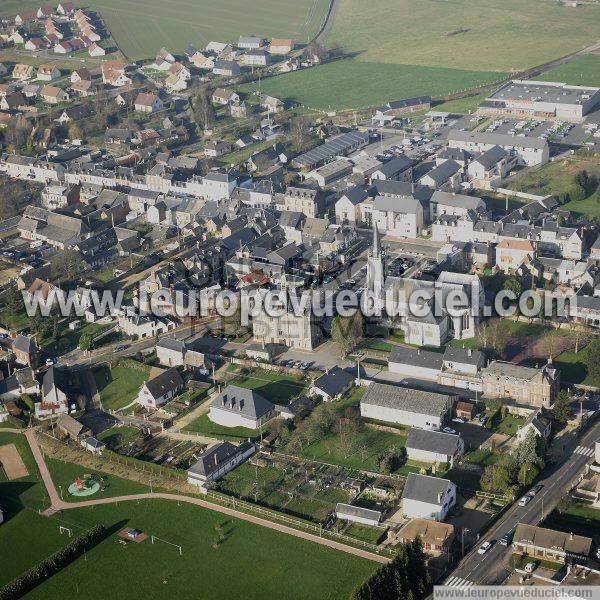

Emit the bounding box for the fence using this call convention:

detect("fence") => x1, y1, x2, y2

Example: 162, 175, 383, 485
205, 488, 394, 558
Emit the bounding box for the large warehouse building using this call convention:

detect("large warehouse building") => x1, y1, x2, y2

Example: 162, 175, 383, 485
479, 80, 600, 122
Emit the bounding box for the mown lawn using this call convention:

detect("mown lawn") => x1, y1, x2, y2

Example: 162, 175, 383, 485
182, 412, 264, 441
229, 367, 307, 403
44, 457, 151, 502
297, 426, 408, 473
24, 500, 376, 599
554, 341, 600, 387
94, 360, 151, 412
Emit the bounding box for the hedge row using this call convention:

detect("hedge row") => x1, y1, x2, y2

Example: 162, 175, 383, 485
0, 525, 106, 599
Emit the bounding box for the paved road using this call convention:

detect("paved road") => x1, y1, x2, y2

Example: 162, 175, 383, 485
440, 419, 600, 589
17, 428, 389, 564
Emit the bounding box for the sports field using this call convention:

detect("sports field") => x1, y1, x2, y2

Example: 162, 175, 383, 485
24, 500, 376, 599
250, 0, 600, 109
0, 0, 330, 60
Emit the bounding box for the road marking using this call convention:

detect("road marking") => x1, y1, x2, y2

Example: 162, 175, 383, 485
444, 577, 475, 588
574, 446, 594, 457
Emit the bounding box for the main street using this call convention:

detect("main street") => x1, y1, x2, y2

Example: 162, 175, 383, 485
441, 418, 600, 589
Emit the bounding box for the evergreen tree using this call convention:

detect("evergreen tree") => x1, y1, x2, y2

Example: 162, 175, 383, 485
552, 389, 572, 424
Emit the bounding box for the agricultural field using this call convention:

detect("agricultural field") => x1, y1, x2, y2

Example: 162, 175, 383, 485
0, 0, 330, 61
23, 500, 376, 599
248, 0, 600, 110
534, 53, 600, 87
93, 359, 151, 412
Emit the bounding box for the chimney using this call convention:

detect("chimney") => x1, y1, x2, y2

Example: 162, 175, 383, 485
214, 452, 219, 466
437, 492, 443, 503
468, 348, 472, 357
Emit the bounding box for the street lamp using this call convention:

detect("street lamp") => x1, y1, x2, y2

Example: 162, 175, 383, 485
461, 528, 470, 557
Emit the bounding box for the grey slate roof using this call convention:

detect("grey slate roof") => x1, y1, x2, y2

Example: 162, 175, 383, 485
375, 155, 412, 177
156, 337, 186, 353
406, 429, 462, 456
442, 346, 483, 367
473, 145, 506, 169
402, 472, 454, 504
211, 385, 274, 419
361, 382, 453, 417
335, 503, 382, 522
188, 440, 254, 478
313, 366, 354, 397
389, 346, 444, 371
421, 159, 460, 185
144, 367, 184, 399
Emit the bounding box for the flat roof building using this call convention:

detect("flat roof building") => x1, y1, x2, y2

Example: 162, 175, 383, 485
480, 80, 600, 122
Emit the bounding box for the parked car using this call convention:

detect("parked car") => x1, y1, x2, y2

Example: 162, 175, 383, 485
524, 562, 536, 573
529, 484, 543, 497
518, 495, 532, 507
477, 541, 493, 554
442, 427, 457, 435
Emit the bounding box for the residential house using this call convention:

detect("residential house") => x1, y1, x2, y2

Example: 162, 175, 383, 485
516, 409, 552, 441
360, 382, 454, 430
212, 88, 239, 106
405, 429, 464, 465
12, 63, 34, 81
311, 367, 355, 401
12, 334, 39, 369
40, 85, 68, 104
213, 60, 240, 77
134, 92, 163, 113
35, 367, 70, 419
101, 60, 130, 87
137, 367, 184, 408
36, 64, 60, 81
481, 360, 559, 408
392, 518, 455, 556
402, 473, 457, 521
496, 238, 535, 272
512, 524, 592, 564
187, 441, 255, 489
208, 385, 275, 429
88, 42, 105, 57
269, 38, 294, 54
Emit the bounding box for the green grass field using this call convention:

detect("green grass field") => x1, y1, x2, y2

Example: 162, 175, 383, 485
23, 500, 375, 599
296, 426, 408, 473
246, 0, 600, 110
228, 367, 307, 403
243, 60, 505, 111
44, 457, 151, 502
93, 360, 151, 412
0, 0, 329, 60
534, 54, 600, 87
182, 412, 263, 441
507, 154, 600, 219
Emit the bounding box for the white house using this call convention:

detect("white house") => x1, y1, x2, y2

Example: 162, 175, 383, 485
137, 367, 184, 408
360, 382, 454, 430
208, 385, 275, 429
402, 473, 457, 521
405, 429, 464, 465
187, 441, 255, 489
516, 410, 552, 441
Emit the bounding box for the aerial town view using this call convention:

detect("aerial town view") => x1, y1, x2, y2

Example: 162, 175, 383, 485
0, 0, 600, 598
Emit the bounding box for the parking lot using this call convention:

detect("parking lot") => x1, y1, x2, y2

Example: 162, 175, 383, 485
480, 117, 591, 147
